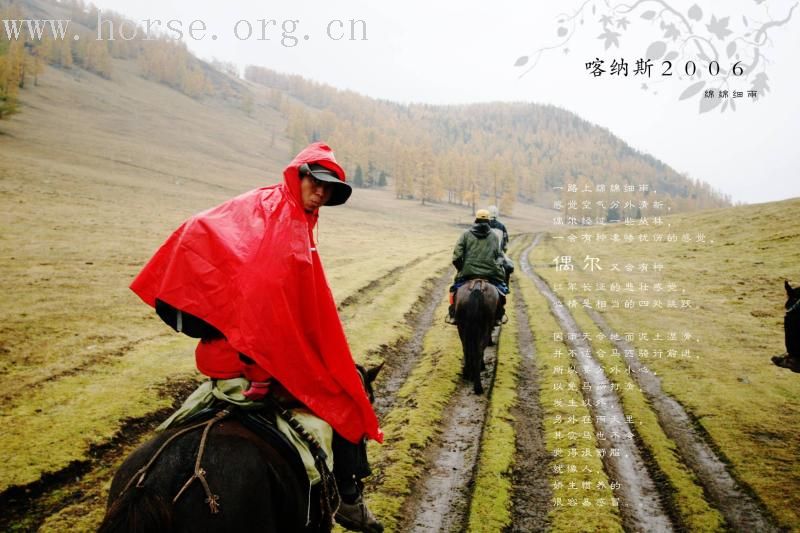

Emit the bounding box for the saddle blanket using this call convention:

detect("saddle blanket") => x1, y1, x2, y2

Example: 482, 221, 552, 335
158, 378, 334, 486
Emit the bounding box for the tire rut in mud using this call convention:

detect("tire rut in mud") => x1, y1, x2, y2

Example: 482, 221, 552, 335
583, 306, 780, 532
370, 266, 452, 419
337, 256, 431, 313
0, 377, 199, 532
402, 330, 500, 532
521, 236, 675, 532
17, 332, 173, 393
509, 274, 552, 532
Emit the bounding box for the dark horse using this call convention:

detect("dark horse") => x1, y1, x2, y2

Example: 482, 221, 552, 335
773, 280, 800, 372
454, 279, 500, 394
98, 364, 382, 532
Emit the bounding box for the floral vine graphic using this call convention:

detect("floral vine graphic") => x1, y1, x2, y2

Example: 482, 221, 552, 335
515, 0, 797, 113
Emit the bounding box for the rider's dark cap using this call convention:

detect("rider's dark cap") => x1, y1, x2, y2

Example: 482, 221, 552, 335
300, 163, 352, 206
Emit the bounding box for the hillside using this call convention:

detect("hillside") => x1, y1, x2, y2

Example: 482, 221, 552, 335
246, 66, 731, 214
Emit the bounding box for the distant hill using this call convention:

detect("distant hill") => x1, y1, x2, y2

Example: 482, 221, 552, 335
1, 0, 730, 218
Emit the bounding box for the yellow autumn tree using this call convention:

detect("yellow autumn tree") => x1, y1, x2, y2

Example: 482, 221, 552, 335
85, 39, 112, 79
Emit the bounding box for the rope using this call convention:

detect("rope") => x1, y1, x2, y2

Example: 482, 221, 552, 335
118, 409, 230, 500
115, 399, 341, 526
172, 409, 230, 513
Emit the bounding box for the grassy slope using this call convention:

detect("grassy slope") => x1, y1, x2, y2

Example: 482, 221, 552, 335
530, 199, 800, 528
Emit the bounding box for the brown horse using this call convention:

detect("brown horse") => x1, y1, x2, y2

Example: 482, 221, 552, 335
98, 365, 382, 533
454, 279, 499, 394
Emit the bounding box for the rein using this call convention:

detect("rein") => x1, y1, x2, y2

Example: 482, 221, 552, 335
788, 298, 800, 315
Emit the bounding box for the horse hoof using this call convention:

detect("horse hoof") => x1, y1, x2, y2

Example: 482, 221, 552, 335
772, 355, 800, 373
474, 385, 484, 395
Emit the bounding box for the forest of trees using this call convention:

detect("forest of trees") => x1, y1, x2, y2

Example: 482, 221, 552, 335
0, 0, 218, 119
246, 66, 731, 216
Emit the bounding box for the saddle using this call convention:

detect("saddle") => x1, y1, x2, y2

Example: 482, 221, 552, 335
149, 402, 330, 524
161, 380, 336, 488
179, 404, 310, 485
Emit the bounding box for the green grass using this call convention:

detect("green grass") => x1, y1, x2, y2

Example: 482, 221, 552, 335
0, 335, 198, 491
341, 252, 449, 361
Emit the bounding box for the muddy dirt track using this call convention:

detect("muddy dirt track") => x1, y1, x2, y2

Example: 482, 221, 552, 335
403, 333, 497, 533
521, 236, 674, 532
509, 273, 552, 532
371, 266, 453, 419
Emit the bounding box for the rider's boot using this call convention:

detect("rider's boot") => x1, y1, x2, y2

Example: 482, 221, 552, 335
495, 297, 507, 326
336, 482, 383, 533
333, 434, 384, 533
446, 303, 457, 325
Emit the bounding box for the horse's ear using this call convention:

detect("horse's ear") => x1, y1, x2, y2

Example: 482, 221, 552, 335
787, 280, 793, 294
366, 362, 385, 384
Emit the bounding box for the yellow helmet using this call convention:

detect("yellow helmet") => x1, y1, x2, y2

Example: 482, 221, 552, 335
475, 209, 491, 221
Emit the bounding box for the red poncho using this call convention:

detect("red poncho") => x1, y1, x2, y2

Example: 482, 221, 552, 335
130, 143, 382, 443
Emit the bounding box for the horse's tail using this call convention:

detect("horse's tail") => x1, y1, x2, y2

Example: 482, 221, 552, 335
97, 486, 174, 533
463, 283, 489, 394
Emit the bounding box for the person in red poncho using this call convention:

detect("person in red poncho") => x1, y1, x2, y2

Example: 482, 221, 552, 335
130, 142, 383, 533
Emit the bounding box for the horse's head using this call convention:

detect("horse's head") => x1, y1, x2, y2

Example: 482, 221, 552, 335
786, 281, 800, 313
355, 362, 384, 404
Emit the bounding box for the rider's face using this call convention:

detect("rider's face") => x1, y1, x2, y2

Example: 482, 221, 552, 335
300, 175, 333, 211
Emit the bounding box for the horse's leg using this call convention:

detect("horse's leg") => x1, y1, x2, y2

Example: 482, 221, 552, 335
472, 344, 484, 394
471, 324, 485, 395
457, 324, 468, 379
459, 284, 486, 394
481, 324, 490, 370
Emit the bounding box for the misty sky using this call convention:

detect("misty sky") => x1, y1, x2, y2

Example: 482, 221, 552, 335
88, 0, 800, 204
